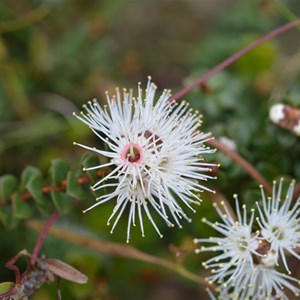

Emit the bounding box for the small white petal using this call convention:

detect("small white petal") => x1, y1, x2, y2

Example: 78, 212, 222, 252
269, 104, 285, 124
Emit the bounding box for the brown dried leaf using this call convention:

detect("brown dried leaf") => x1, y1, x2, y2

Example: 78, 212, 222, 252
46, 259, 88, 284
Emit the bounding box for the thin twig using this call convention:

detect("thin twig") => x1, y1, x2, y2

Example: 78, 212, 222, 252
172, 19, 300, 101
0, 170, 105, 208
0, 287, 18, 299
26, 219, 214, 289
170, 21, 300, 195
31, 211, 61, 265
208, 139, 272, 195
20, 172, 97, 202
57, 277, 62, 300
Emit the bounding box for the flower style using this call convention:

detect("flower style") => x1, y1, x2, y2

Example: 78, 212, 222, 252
194, 197, 260, 286
74, 77, 215, 241
256, 179, 300, 273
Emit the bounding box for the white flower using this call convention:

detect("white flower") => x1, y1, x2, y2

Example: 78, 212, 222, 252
208, 267, 300, 300
256, 179, 300, 273
194, 197, 260, 286
195, 180, 300, 299
209, 256, 300, 300
74, 77, 215, 241
229, 262, 300, 300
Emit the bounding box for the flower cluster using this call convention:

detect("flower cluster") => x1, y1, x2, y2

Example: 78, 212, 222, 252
74, 78, 216, 242
194, 179, 300, 299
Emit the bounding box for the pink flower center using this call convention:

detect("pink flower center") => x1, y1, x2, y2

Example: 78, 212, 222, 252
121, 143, 143, 164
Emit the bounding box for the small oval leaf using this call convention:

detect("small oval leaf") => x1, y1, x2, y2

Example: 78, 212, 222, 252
0, 282, 15, 294
51, 191, 73, 214
46, 258, 88, 284
49, 159, 70, 187
0, 207, 19, 229
26, 174, 45, 205
37, 200, 56, 216
67, 170, 86, 200
12, 192, 33, 219
21, 166, 41, 187
0, 175, 18, 203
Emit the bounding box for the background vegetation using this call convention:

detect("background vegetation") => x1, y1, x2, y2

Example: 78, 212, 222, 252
0, 0, 300, 299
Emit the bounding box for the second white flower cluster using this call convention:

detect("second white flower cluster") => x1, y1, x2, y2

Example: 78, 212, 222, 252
194, 179, 300, 300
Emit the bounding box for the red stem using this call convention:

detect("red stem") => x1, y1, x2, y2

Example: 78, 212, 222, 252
209, 139, 272, 195
31, 211, 61, 265
171, 20, 300, 192
0, 287, 18, 299
172, 19, 300, 101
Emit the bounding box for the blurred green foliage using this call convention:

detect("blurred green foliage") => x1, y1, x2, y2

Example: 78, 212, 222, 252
0, 0, 300, 299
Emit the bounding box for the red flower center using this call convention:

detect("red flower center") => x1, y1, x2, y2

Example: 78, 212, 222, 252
121, 143, 143, 164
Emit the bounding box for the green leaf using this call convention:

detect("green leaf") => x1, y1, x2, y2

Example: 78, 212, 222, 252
50, 159, 70, 186
0, 175, 18, 203
0, 206, 19, 229
67, 169, 86, 200
21, 166, 41, 186
49, 159, 73, 214
37, 200, 56, 216
26, 173, 45, 205
51, 190, 73, 214
0, 209, 6, 226
26, 173, 56, 215
12, 192, 33, 219
0, 282, 15, 294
